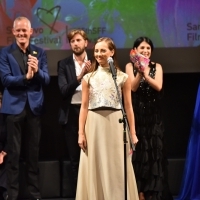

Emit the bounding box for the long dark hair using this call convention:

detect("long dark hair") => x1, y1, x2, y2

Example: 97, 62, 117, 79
133, 36, 154, 51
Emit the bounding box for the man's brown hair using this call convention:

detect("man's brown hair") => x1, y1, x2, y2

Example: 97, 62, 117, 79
67, 29, 88, 43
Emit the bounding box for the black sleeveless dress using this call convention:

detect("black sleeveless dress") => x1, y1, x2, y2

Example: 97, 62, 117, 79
132, 63, 173, 200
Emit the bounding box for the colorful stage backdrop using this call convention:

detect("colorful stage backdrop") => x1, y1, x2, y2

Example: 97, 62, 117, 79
0, 0, 200, 50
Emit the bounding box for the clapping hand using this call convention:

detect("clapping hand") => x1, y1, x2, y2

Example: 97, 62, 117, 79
77, 60, 92, 82
28, 54, 38, 74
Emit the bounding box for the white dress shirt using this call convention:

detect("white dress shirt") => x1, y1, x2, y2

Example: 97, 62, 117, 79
71, 53, 88, 104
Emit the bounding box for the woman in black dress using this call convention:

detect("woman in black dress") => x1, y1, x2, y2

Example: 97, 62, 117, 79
125, 37, 173, 200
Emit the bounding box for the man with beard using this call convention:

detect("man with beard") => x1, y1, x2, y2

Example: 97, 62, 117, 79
57, 29, 91, 195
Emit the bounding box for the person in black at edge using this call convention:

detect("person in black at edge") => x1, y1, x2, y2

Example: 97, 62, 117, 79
0, 90, 8, 200
125, 37, 173, 200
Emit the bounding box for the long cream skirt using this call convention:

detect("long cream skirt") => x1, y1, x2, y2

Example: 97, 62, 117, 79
76, 110, 139, 200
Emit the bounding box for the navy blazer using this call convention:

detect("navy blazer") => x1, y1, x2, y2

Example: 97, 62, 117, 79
57, 55, 82, 124
0, 42, 50, 116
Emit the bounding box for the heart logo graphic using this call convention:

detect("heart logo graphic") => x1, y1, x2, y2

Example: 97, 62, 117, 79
36, 6, 61, 34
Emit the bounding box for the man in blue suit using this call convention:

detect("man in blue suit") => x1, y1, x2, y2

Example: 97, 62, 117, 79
0, 16, 50, 200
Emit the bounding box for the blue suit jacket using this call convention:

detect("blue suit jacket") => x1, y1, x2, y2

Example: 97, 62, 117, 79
0, 42, 50, 116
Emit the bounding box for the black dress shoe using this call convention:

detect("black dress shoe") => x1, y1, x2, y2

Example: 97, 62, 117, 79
0, 187, 7, 200
29, 199, 41, 200
2, 191, 8, 200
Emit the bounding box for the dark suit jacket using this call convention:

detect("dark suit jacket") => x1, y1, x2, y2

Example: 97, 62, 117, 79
57, 55, 82, 125
0, 42, 50, 116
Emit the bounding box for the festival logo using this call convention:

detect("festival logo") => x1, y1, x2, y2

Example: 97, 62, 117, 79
31, 5, 62, 49
0, 0, 199, 49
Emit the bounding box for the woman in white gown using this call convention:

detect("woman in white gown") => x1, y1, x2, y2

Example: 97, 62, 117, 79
76, 37, 139, 200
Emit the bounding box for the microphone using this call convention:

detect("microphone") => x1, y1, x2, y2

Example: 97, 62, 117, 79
107, 57, 117, 79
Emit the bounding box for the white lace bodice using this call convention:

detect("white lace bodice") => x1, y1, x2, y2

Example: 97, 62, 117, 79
83, 66, 128, 109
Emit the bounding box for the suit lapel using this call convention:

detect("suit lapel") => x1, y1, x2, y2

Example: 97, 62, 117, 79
68, 56, 76, 79
11, 48, 26, 74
